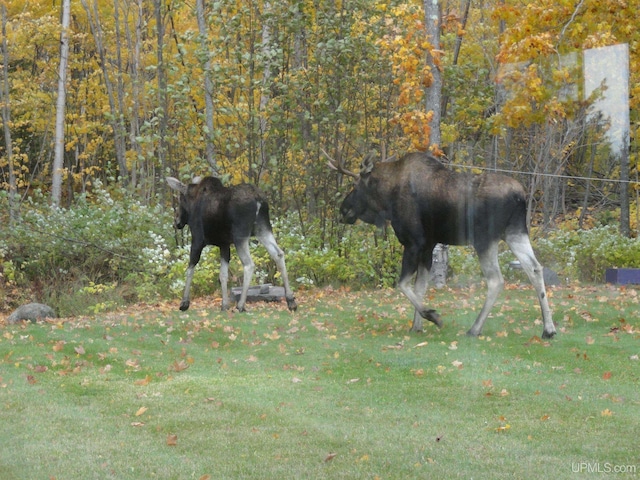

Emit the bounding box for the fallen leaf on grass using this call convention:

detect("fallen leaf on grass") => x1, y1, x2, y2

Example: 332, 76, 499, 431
166, 434, 178, 446
134, 375, 152, 386
601, 409, 613, 417
135, 406, 148, 417
324, 452, 337, 462
131, 422, 145, 427
52, 341, 65, 352
171, 360, 190, 372
199, 475, 211, 480
602, 371, 612, 380
26, 375, 37, 385
74, 346, 85, 355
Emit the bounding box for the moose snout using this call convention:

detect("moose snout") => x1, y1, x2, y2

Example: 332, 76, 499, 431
339, 207, 358, 225
174, 214, 186, 230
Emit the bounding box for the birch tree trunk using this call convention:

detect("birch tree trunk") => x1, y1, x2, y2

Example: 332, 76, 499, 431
81, 0, 129, 184
51, 0, 71, 207
257, 0, 273, 182
1, 4, 16, 221
423, 0, 447, 285
154, 0, 169, 187
195, 0, 218, 174
423, 0, 442, 148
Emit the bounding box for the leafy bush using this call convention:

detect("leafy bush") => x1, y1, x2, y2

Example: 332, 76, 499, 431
1, 184, 178, 315
3, 183, 639, 317
535, 225, 640, 282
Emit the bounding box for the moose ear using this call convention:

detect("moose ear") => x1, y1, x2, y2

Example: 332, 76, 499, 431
166, 177, 188, 195
360, 152, 376, 175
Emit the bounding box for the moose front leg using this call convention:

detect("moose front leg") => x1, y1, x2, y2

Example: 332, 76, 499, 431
180, 265, 195, 311
410, 262, 432, 332
179, 244, 204, 311
398, 247, 442, 330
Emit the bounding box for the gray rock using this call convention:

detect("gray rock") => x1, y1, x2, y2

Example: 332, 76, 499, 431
543, 267, 561, 286
7, 303, 56, 324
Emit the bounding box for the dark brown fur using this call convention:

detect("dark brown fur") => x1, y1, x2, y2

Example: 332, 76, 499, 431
339, 152, 555, 338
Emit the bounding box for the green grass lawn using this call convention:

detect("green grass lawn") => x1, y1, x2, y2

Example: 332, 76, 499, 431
1, 284, 639, 479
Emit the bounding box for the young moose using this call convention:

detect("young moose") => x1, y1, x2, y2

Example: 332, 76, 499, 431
167, 176, 297, 313
329, 151, 556, 339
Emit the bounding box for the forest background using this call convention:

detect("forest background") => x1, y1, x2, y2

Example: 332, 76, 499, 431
0, 0, 639, 316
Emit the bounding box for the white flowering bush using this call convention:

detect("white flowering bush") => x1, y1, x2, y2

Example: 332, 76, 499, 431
1, 184, 179, 314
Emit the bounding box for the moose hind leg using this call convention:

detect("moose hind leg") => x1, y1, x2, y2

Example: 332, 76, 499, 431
257, 230, 297, 311
507, 233, 556, 338
234, 239, 255, 312
219, 245, 232, 311
467, 242, 504, 337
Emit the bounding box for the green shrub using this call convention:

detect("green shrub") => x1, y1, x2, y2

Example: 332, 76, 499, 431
1, 184, 178, 315
535, 225, 640, 282
3, 181, 639, 317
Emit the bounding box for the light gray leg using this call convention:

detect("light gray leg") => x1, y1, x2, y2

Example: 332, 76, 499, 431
257, 230, 297, 311
410, 262, 431, 332
506, 233, 556, 338
180, 265, 195, 311
219, 245, 231, 311
467, 242, 504, 337
234, 239, 255, 312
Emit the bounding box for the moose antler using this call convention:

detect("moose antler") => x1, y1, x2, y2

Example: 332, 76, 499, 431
321, 148, 359, 179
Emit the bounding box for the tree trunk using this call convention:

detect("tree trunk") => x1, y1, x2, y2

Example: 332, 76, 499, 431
81, 0, 129, 184
195, 0, 218, 174
1, 4, 17, 222
423, 0, 442, 148
121, 0, 144, 190
154, 0, 169, 190
51, 0, 71, 207
257, 0, 273, 183
423, 0, 447, 284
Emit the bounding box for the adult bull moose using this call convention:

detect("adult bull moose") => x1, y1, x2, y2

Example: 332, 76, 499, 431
327, 150, 556, 339
166, 176, 297, 313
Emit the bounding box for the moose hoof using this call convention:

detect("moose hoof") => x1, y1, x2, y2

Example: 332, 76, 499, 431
424, 309, 443, 328
179, 301, 190, 311
410, 323, 424, 333
542, 329, 557, 339
286, 297, 298, 312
